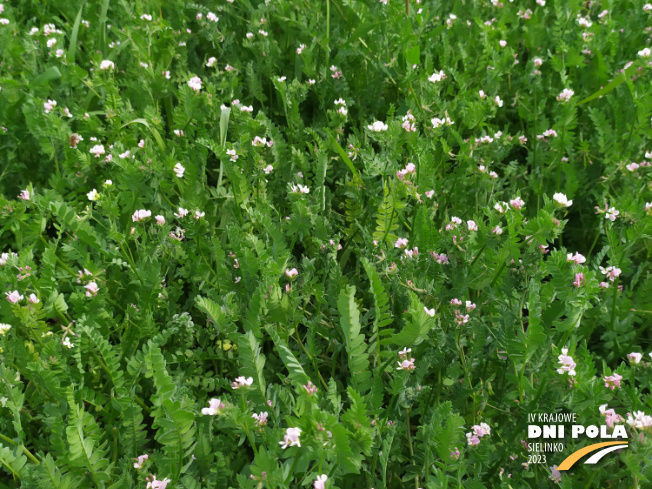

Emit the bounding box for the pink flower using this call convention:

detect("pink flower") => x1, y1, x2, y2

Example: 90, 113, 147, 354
499, 40, 507, 47
557, 348, 576, 376
510, 197, 525, 210
431, 252, 449, 264
450, 298, 462, 306
252, 411, 269, 426
279, 427, 302, 449
201, 398, 222, 415
146, 476, 171, 489
155, 215, 165, 226
603, 373, 622, 390
451, 447, 460, 459
397, 358, 416, 370
599, 266, 621, 282
573, 273, 584, 288
466, 301, 476, 312
90, 145, 105, 158
549, 465, 562, 483
285, 268, 299, 278
398, 347, 412, 359
605, 207, 619, 221
455, 311, 470, 325
302, 381, 318, 395
44, 99, 57, 113
132, 209, 152, 222
85, 282, 99, 297
556, 89, 574, 102
404, 247, 418, 258
467, 220, 478, 231
28, 294, 39, 304
5, 291, 23, 303
566, 252, 586, 264
394, 237, 408, 249
626, 411, 652, 429
174, 207, 189, 219
472, 423, 491, 437
314, 474, 328, 489
290, 184, 310, 194
187, 76, 202, 92
425, 190, 435, 198
627, 352, 642, 364
231, 376, 253, 389
600, 405, 624, 428
18, 189, 30, 201
466, 433, 481, 446
133, 454, 148, 469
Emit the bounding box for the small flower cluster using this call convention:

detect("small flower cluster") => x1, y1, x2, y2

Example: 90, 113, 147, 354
396, 347, 416, 370
466, 422, 490, 446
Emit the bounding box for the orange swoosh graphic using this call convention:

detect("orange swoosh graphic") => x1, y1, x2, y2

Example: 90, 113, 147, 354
557, 441, 628, 471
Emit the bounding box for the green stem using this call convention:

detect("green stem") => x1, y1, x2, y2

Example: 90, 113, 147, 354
0, 433, 39, 464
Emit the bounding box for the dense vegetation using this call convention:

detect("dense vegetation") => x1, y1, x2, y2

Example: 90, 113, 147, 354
0, 0, 651, 488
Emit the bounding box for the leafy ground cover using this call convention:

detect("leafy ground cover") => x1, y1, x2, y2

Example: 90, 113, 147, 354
0, 0, 651, 488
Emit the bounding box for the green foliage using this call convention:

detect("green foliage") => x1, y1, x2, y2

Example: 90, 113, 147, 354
0, 0, 651, 488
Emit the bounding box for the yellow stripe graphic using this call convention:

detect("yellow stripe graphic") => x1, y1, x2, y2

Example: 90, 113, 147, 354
557, 441, 628, 471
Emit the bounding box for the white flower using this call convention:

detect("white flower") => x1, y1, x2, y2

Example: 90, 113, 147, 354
174, 163, 185, 178
428, 70, 447, 83
132, 209, 152, 222
207, 12, 219, 22
264, 165, 273, 174
494, 96, 503, 107
639, 48, 652, 58
187, 76, 202, 92
174, 207, 189, 218
368, 121, 388, 132
206, 57, 217, 67
201, 398, 221, 415
424, 307, 435, 317
605, 207, 619, 221
499, 40, 507, 47
90, 145, 105, 157
62, 337, 74, 348
155, 215, 165, 226
0, 324, 11, 336
99, 60, 114, 71
279, 427, 302, 449
626, 162, 639, 172
140, 14, 152, 21
552, 193, 572, 207
47, 38, 57, 48
87, 189, 100, 201
556, 89, 574, 102
290, 184, 310, 194
314, 474, 328, 489
431, 116, 454, 128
